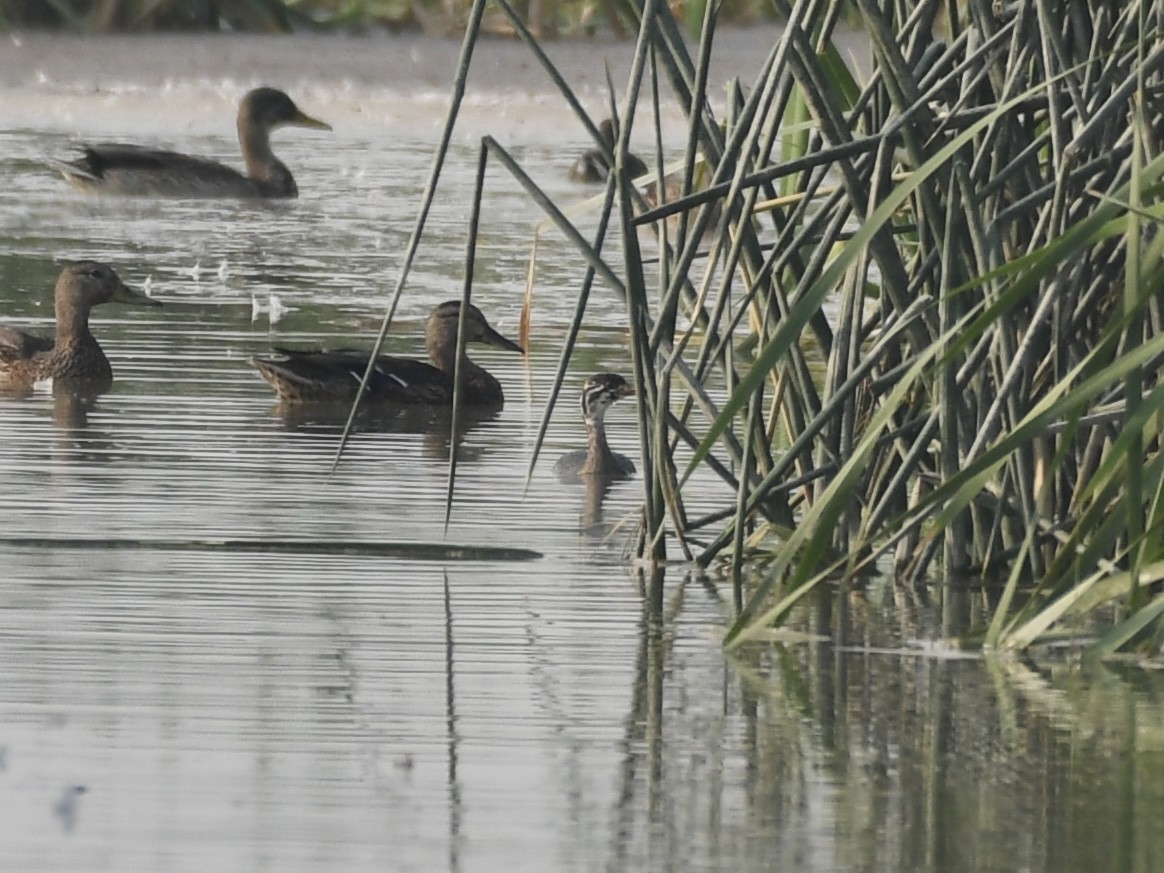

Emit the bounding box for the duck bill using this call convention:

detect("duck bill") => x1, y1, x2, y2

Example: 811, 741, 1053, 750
616, 382, 636, 399
111, 280, 163, 308
293, 110, 332, 131
483, 324, 525, 355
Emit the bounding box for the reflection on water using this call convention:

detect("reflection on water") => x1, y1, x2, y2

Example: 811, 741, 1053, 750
3, 552, 1162, 872
0, 42, 1159, 873
556, 473, 639, 548
49, 388, 98, 430
271, 400, 504, 463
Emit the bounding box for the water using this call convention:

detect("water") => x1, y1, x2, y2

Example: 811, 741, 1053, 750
0, 32, 1162, 873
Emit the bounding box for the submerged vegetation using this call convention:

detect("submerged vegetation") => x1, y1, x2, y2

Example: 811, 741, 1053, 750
360, 0, 1164, 658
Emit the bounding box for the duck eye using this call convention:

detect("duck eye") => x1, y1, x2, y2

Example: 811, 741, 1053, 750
88, 268, 103, 278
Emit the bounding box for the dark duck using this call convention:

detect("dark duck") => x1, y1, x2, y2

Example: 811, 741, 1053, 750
54, 87, 331, 198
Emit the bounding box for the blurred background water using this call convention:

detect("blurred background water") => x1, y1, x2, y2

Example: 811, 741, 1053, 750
0, 31, 1160, 873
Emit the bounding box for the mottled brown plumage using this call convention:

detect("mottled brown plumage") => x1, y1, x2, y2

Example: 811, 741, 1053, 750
0, 261, 161, 394
54, 88, 331, 198
251, 300, 524, 406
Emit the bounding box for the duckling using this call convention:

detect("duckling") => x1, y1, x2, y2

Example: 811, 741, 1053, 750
554, 372, 636, 482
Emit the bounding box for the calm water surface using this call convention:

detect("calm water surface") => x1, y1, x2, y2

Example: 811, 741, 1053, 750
0, 35, 1161, 873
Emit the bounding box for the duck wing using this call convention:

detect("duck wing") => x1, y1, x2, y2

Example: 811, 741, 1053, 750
55, 144, 259, 198
253, 348, 455, 405
0, 325, 54, 362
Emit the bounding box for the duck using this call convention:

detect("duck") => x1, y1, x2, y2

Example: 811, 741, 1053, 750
0, 261, 161, 393
554, 372, 636, 482
251, 300, 524, 406
568, 118, 648, 183
53, 87, 331, 198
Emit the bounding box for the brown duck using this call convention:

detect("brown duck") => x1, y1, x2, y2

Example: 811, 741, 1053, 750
54, 87, 331, 199
251, 300, 524, 406
0, 261, 161, 393
568, 118, 648, 183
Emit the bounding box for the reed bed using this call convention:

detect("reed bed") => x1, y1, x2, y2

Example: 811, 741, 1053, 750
346, 0, 1164, 655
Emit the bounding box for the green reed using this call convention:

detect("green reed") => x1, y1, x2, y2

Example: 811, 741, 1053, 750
320, 0, 1164, 657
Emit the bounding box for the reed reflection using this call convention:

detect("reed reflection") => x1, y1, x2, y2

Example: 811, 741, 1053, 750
441, 570, 463, 873
607, 566, 691, 872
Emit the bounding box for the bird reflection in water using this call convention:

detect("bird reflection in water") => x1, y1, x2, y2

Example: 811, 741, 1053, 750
49, 386, 120, 462
269, 400, 502, 463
